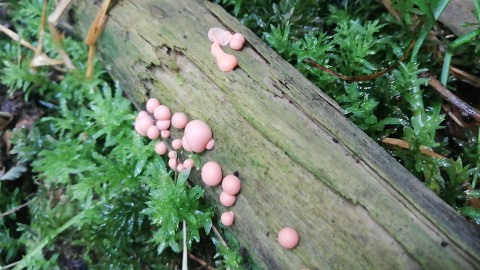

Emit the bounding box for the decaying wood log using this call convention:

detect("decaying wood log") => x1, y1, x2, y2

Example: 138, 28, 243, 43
67, 1, 480, 269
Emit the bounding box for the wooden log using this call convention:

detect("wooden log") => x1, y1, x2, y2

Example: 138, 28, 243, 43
67, 1, 480, 269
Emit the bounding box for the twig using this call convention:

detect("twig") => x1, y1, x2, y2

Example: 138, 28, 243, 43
188, 254, 214, 270
212, 225, 228, 247
48, 0, 75, 69
34, 0, 48, 57
0, 260, 19, 269
0, 24, 36, 51
382, 138, 445, 159
450, 66, 480, 88
182, 220, 188, 270
427, 75, 480, 123
84, 0, 111, 79
0, 198, 36, 218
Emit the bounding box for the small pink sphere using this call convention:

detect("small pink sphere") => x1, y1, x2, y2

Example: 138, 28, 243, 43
154, 141, 167, 155
134, 122, 147, 136
206, 139, 215, 150
220, 192, 236, 207
137, 110, 149, 120
221, 211, 235, 227
229, 33, 245, 50
168, 158, 177, 170
182, 136, 192, 152
171, 113, 188, 129
183, 159, 195, 169
201, 161, 222, 186
161, 130, 170, 139
222, 175, 241, 195
153, 105, 171, 120
177, 163, 185, 172
216, 53, 237, 72
147, 126, 160, 139
136, 115, 154, 133
168, 150, 177, 159
156, 120, 171, 131
278, 227, 299, 249
146, 98, 160, 113
171, 139, 182, 150
184, 120, 213, 153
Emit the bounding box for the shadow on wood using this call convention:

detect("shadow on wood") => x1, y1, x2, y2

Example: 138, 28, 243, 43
68, 0, 480, 269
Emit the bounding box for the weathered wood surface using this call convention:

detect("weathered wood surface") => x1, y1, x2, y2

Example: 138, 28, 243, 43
68, 1, 480, 269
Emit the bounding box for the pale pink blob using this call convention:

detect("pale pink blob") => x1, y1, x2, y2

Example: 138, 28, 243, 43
221, 211, 235, 227
183, 159, 195, 169
206, 139, 215, 150
135, 115, 154, 134
220, 191, 236, 207
172, 139, 182, 150
134, 122, 147, 136
146, 98, 160, 113
208, 28, 233, 46
168, 150, 177, 159
177, 163, 185, 172
153, 105, 171, 120
137, 110, 149, 119
229, 33, 245, 50
147, 125, 160, 139
222, 175, 241, 195
278, 227, 299, 249
156, 120, 171, 131
182, 136, 192, 152
201, 161, 222, 186
161, 130, 170, 139
184, 120, 213, 153
171, 113, 188, 129
168, 158, 177, 170
154, 141, 167, 155
211, 43, 237, 72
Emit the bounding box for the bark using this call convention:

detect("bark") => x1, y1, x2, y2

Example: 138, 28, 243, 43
68, 1, 480, 269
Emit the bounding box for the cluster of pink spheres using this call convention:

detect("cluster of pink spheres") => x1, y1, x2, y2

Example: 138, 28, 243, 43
208, 27, 245, 72
134, 97, 214, 172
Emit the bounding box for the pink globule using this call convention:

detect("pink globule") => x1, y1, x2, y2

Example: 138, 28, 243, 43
221, 211, 235, 227
136, 115, 153, 132
229, 33, 245, 50
220, 191, 236, 207
278, 227, 300, 249
184, 120, 213, 153
222, 175, 241, 195
211, 43, 237, 72
206, 139, 215, 150
201, 161, 222, 186
208, 27, 233, 46
176, 163, 185, 172
183, 159, 195, 169
168, 158, 177, 170
156, 120, 171, 131
153, 105, 171, 120
182, 136, 192, 152
171, 139, 182, 150
154, 141, 167, 155
137, 110, 149, 119
146, 98, 160, 113
161, 130, 170, 139
134, 122, 147, 136
147, 126, 160, 140
168, 150, 177, 159
171, 113, 188, 129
